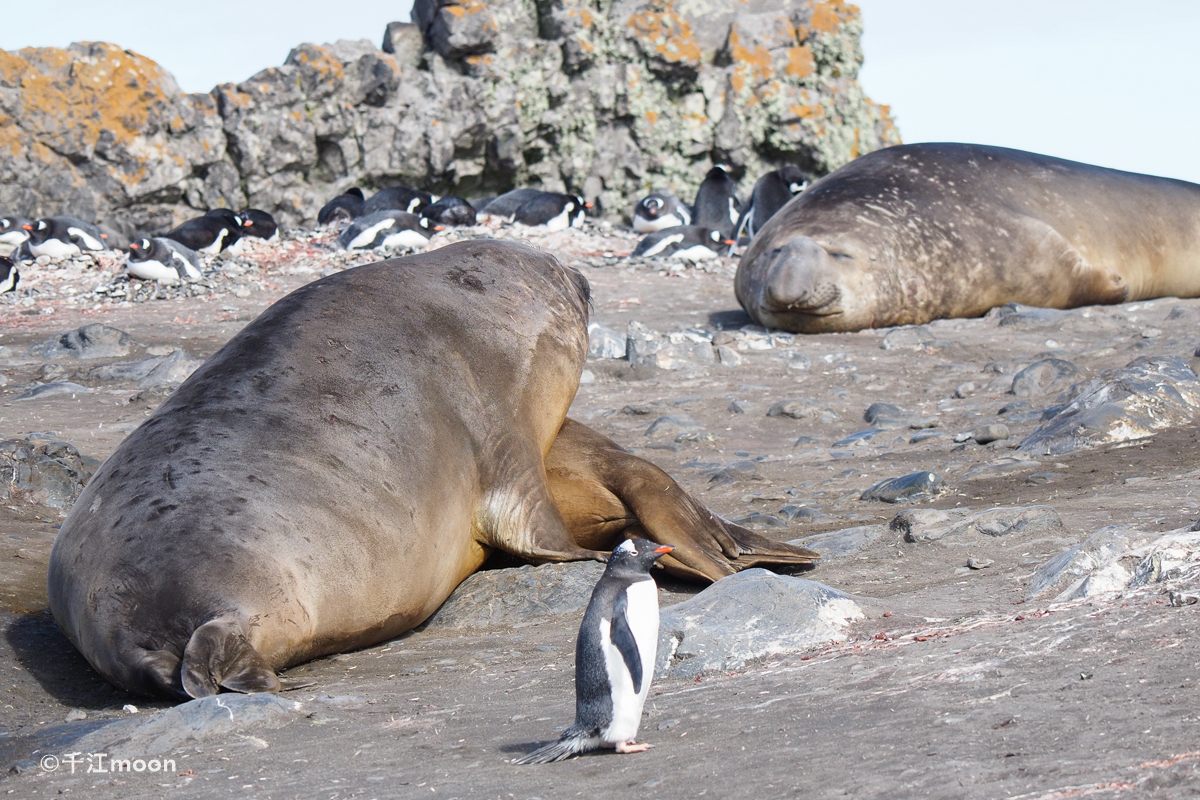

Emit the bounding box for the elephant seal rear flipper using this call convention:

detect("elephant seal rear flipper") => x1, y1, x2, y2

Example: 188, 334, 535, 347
546, 419, 819, 582
182, 618, 282, 698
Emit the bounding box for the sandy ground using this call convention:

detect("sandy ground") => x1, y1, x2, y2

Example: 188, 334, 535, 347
2, 223, 1200, 798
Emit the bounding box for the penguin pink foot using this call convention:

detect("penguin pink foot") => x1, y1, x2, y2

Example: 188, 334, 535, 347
616, 740, 653, 754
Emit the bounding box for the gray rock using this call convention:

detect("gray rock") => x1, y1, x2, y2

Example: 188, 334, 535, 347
422, 561, 604, 630
1010, 358, 1080, 398
717, 346, 743, 367
863, 401, 937, 430
778, 505, 837, 524
707, 460, 760, 487
656, 570, 864, 678
893, 504, 1063, 544
645, 414, 703, 439
879, 326, 934, 351
789, 524, 884, 559
861, 471, 943, 503
959, 459, 1041, 481
139, 349, 205, 388
587, 323, 627, 360
768, 398, 823, 420
28, 324, 135, 360
0, 434, 98, 511
786, 354, 812, 372
989, 303, 1079, 327
1027, 525, 1158, 600
832, 429, 885, 448
909, 430, 949, 444
730, 512, 788, 528
12, 382, 91, 401
1020, 356, 1200, 455
1030, 526, 1200, 602
972, 424, 1010, 445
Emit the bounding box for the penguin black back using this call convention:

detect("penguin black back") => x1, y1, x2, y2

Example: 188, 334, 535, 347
0, 256, 19, 293
747, 166, 808, 237
165, 209, 242, 254
513, 193, 584, 230
317, 188, 365, 226
361, 186, 433, 216
479, 188, 543, 218
421, 196, 478, 227
692, 166, 740, 238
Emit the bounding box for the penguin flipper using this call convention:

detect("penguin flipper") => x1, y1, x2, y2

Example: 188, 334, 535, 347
609, 593, 644, 693
181, 617, 281, 698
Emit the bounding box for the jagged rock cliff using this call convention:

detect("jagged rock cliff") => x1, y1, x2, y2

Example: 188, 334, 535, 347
0, 0, 899, 235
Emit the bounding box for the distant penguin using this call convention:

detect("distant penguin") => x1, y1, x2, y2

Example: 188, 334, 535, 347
361, 186, 433, 217
164, 209, 242, 255
514, 539, 673, 764
632, 193, 692, 233
479, 188, 544, 219
0, 256, 19, 294
632, 226, 728, 261
421, 196, 478, 227
24, 216, 107, 259
738, 166, 808, 241
317, 188, 365, 226
692, 165, 740, 239
126, 237, 203, 285
337, 210, 439, 251
238, 209, 278, 241
0, 216, 31, 257
513, 193, 586, 231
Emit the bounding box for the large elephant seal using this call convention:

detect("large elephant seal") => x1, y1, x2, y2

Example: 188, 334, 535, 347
49, 240, 816, 699
736, 143, 1200, 333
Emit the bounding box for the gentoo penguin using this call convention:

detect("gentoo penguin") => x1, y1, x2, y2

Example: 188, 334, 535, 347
478, 188, 543, 219
336, 210, 439, 251
421, 196, 478, 227
632, 193, 692, 233
125, 237, 203, 284
692, 165, 740, 239
732, 166, 808, 250
632, 226, 729, 261
0, 256, 19, 294
238, 209, 278, 240
361, 186, 433, 217
24, 216, 107, 259
164, 209, 243, 255
513, 193, 586, 231
0, 216, 31, 257
514, 539, 673, 764
317, 188, 365, 226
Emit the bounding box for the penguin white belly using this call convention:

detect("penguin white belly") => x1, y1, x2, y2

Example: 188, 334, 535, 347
640, 233, 683, 258
30, 239, 80, 259
381, 229, 430, 251
347, 219, 395, 250
601, 578, 659, 744
67, 227, 104, 251
0, 269, 18, 293
634, 215, 683, 233
728, 197, 740, 226
540, 207, 572, 232
127, 259, 182, 285
670, 245, 719, 262
0, 231, 28, 247
224, 237, 246, 255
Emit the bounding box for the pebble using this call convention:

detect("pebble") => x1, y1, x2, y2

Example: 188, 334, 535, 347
65, 709, 88, 722
967, 557, 993, 570
768, 398, 823, 420
954, 382, 976, 398
973, 424, 1010, 444
728, 400, 752, 414
880, 326, 934, 350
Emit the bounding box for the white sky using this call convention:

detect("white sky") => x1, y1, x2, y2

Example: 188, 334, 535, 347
3, 1, 1199, 182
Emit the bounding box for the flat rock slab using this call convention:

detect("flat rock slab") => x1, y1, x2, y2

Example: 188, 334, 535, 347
1029, 525, 1200, 602
1020, 356, 1200, 455
790, 525, 886, 560
7, 694, 304, 773
656, 569, 864, 678
28, 324, 135, 360
421, 561, 605, 631
892, 504, 1064, 544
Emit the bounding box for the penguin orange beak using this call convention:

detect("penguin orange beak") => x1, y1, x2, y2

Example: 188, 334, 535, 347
654, 545, 674, 553
244, 220, 253, 227
22, 224, 32, 231
723, 239, 735, 245
434, 225, 445, 231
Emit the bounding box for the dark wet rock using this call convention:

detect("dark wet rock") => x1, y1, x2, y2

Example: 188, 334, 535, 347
1019, 356, 1200, 456
656, 570, 864, 678
909, 430, 949, 444
1028, 526, 1200, 602
1010, 358, 1080, 398
622, 403, 663, 416
892, 505, 1063, 544
860, 471, 943, 503
587, 323, 627, 360
423, 561, 604, 630
863, 401, 938, 430
12, 382, 91, 401
768, 398, 824, 420
645, 414, 703, 439
972, 424, 1010, 445
789, 525, 884, 560
0, 434, 98, 511
8, 694, 304, 773
832, 429, 885, 448
28, 324, 135, 360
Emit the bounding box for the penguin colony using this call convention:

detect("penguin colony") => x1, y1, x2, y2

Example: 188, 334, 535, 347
0, 164, 804, 293
515, 539, 674, 764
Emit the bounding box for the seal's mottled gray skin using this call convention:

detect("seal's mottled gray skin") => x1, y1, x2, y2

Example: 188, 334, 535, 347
736, 143, 1200, 333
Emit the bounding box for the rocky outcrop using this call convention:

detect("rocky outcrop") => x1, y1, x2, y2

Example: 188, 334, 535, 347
0, 0, 898, 235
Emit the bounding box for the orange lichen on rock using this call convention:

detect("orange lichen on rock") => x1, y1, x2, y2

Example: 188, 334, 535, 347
785, 46, 815, 78
288, 46, 346, 84
789, 103, 824, 120
807, 0, 857, 34
626, 0, 703, 67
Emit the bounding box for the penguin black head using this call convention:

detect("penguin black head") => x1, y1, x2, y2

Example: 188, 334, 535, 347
606, 538, 674, 578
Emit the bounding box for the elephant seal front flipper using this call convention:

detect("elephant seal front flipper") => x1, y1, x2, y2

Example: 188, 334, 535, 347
546, 419, 819, 582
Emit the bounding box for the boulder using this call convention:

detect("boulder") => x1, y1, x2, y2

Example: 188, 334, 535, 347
0, 434, 99, 511
1029, 526, 1200, 603
421, 561, 604, 630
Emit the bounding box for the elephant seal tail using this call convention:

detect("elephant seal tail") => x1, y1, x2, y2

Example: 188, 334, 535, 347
180, 618, 281, 698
